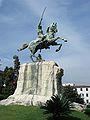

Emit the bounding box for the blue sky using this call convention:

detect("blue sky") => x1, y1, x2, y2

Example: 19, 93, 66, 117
0, 0, 90, 85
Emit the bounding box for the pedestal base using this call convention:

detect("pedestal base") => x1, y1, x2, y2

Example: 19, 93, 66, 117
0, 61, 63, 106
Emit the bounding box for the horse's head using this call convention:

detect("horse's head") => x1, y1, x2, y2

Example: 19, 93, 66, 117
47, 22, 58, 34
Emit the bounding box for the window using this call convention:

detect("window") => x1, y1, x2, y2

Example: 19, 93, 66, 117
86, 100, 89, 103
80, 93, 84, 98
86, 88, 88, 91
86, 93, 88, 97
80, 88, 82, 91
80, 94, 81, 97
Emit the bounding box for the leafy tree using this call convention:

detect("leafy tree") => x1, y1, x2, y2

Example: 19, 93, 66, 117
13, 55, 20, 88
13, 55, 20, 77
0, 55, 20, 100
41, 95, 72, 120
1, 67, 16, 98
2, 67, 14, 85
63, 85, 84, 104
0, 70, 3, 94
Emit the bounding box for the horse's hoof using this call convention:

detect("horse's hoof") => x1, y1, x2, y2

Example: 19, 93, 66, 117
56, 49, 59, 52
64, 40, 67, 42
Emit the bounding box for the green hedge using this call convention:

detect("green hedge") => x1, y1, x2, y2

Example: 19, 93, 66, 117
85, 108, 90, 116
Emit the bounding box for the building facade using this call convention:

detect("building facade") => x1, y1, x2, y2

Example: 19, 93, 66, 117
63, 83, 90, 104
76, 85, 90, 104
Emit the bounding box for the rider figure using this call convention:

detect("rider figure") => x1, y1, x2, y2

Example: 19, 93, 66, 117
37, 7, 46, 41
37, 19, 44, 38
37, 22, 57, 40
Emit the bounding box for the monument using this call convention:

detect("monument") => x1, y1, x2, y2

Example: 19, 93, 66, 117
0, 8, 67, 106
17, 7, 67, 62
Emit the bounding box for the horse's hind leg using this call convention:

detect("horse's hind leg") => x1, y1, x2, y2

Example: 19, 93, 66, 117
30, 54, 34, 62
30, 54, 39, 62
56, 44, 62, 52
30, 54, 37, 62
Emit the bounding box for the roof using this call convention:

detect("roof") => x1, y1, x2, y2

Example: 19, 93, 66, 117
63, 83, 90, 88
75, 85, 90, 88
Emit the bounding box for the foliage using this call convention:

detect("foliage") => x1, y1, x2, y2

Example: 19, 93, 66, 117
84, 105, 90, 117
2, 67, 15, 85
41, 95, 72, 120
0, 55, 20, 100
0, 70, 3, 94
0, 67, 16, 100
63, 85, 84, 104
84, 108, 90, 117
13, 55, 20, 77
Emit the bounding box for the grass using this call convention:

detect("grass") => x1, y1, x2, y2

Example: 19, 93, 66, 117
0, 105, 90, 120
71, 110, 90, 120
0, 105, 47, 120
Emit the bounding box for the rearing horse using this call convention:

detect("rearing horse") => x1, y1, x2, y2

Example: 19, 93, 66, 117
17, 22, 67, 62
17, 8, 67, 62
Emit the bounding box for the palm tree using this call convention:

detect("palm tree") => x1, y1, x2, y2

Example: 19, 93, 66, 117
41, 95, 72, 120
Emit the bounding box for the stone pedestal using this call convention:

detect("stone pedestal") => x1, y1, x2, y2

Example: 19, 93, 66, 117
0, 61, 63, 106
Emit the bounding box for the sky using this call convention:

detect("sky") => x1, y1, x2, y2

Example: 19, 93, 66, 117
0, 0, 90, 85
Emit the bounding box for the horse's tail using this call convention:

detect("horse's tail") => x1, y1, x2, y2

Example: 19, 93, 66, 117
17, 43, 29, 51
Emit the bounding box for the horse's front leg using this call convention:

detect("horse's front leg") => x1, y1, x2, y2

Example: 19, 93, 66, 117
60, 37, 67, 42
50, 37, 67, 43
57, 37, 67, 42
51, 42, 62, 52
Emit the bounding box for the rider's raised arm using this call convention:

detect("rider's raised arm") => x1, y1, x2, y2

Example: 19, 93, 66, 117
37, 7, 46, 38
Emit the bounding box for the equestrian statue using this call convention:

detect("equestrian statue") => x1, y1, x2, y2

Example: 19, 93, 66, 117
17, 8, 67, 62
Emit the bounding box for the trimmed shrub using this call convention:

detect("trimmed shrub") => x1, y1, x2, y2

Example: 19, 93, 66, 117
85, 108, 90, 116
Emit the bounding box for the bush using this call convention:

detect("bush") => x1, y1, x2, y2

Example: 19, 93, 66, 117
63, 85, 84, 104
85, 108, 90, 117
41, 95, 72, 120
